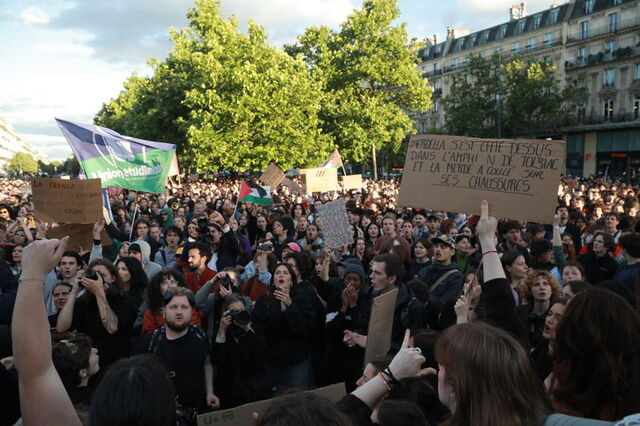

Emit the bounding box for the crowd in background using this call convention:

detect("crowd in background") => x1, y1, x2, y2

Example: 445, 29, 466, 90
1, 174, 640, 426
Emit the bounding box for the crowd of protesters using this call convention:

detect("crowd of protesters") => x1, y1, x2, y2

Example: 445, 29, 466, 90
0, 174, 639, 426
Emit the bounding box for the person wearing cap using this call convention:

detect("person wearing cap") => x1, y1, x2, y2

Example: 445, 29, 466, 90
128, 240, 162, 281
283, 242, 302, 258
417, 235, 464, 330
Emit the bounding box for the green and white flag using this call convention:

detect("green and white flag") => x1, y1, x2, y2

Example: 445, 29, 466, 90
238, 181, 272, 205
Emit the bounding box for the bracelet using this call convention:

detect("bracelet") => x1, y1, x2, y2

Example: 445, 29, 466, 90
377, 372, 392, 392
482, 250, 498, 256
383, 367, 401, 385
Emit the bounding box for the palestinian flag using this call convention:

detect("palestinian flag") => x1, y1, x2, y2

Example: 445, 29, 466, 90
320, 149, 344, 169
238, 181, 272, 205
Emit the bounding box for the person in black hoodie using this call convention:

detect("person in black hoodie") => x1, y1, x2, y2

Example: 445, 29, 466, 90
343, 253, 426, 369
418, 235, 464, 330
577, 231, 618, 285
252, 262, 316, 390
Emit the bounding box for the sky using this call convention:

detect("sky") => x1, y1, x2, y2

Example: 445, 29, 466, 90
0, 0, 560, 161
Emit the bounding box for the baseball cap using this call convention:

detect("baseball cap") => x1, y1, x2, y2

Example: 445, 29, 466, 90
285, 242, 301, 253
432, 235, 456, 249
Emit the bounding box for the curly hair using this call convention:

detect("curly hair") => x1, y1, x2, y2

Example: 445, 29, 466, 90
520, 270, 561, 305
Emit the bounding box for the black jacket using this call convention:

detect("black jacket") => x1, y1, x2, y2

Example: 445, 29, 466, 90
577, 250, 618, 285
252, 286, 316, 367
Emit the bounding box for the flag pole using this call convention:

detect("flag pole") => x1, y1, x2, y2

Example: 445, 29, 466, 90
129, 204, 139, 241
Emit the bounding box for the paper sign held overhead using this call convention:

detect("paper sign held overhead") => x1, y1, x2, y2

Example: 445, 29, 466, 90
315, 198, 354, 249
47, 223, 111, 253
340, 174, 363, 190
301, 167, 338, 193
260, 162, 286, 188
280, 177, 303, 193
32, 178, 103, 224
398, 135, 565, 224
364, 289, 398, 366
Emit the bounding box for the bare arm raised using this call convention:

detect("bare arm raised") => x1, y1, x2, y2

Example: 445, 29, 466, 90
12, 237, 82, 426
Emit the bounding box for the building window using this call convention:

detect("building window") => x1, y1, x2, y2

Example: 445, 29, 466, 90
635, 63, 640, 82
453, 57, 461, 69
470, 34, 477, 45
434, 100, 440, 112
513, 41, 522, 54
528, 37, 537, 51
585, 0, 594, 14
517, 20, 526, 33
500, 25, 507, 38
534, 15, 542, 29
544, 32, 553, 45
613, 0, 622, 5
603, 99, 614, 120
578, 47, 587, 64
495, 46, 503, 55
581, 21, 589, 39
634, 97, 640, 119
604, 69, 615, 87
609, 13, 618, 32
550, 8, 559, 23
481, 31, 489, 42
606, 40, 616, 60
578, 101, 587, 120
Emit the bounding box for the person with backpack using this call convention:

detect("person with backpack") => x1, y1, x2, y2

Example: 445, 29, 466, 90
138, 287, 219, 422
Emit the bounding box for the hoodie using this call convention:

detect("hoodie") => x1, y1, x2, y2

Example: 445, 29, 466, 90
131, 240, 162, 280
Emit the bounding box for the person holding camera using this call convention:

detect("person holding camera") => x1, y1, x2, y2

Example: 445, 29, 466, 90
56, 258, 137, 369
213, 294, 270, 407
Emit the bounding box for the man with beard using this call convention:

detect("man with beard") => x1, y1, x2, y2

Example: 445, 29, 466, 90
184, 242, 216, 293
140, 287, 219, 418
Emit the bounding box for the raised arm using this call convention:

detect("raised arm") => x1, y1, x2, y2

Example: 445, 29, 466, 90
477, 200, 505, 281
12, 237, 82, 426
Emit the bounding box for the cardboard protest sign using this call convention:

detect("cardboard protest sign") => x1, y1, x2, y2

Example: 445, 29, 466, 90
364, 288, 398, 366
315, 198, 354, 248
398, 135, 565, 223
196, 383, 346, 426
280, 177, 303, 193
260, 162, 285, 188
340, 174, 363, 190
47, 223, 111, 253
301, 167, 338, 193
32, 178, 102, 224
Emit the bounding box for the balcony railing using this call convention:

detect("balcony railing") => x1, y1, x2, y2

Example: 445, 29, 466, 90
422, 69, 442, 78
567, 15, 640, 43
565, 46, 639, 70
578, 112, 636, 125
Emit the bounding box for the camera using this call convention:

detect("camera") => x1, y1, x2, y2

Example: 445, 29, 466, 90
229, 309, 251, 326
258, 242, 273, 251
197, 218, 210, 237
84, 269, 99, 281
219, 275, 233, 290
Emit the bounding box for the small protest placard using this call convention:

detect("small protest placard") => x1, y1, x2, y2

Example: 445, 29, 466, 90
340, 174, 363, 190
301, 167, 338, 193
260, 162, 285, 188
47, 223, 111, 252
315, 198, 354, 248
32, 178, 102, 224
280, 177, 303, 193
196, 383, 346, 426
364, 289, 399, 366
398, 135, 565, 223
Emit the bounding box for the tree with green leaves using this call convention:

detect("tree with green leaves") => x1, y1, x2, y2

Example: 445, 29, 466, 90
8, 152, 37, 174
96, 0, 332, 172
285, 0, 433, 170
443, 53, 585, 138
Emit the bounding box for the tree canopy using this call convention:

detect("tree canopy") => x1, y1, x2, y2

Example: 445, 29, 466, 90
8, 152, 37, 174
443, 53, 585, 138
95, 0, 431, 171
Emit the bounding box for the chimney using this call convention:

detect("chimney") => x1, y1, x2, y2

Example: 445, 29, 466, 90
509, 2, 527, 20
447, 27, 470, 40
433, 34, 438, 44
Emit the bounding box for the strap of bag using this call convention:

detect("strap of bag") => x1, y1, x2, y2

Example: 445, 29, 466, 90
429, 269, 458, 292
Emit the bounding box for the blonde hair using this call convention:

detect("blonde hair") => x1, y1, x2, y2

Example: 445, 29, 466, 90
520, 269, 561, 305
